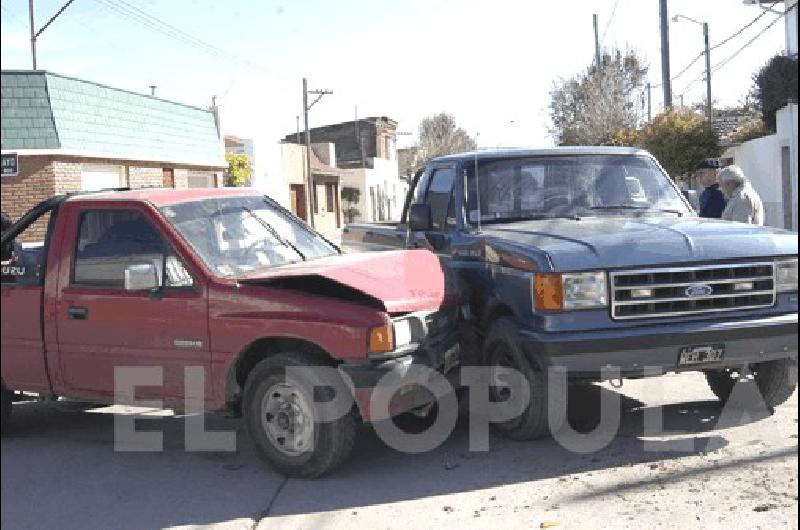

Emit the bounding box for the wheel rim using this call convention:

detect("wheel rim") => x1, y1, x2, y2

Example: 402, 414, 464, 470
260, 381, 315, 457
489, 344, 516, 403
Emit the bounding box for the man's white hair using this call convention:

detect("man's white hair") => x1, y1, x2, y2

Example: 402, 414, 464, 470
717, 165, 747, 185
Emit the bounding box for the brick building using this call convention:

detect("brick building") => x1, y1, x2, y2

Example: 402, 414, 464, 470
1, 70, 227, 241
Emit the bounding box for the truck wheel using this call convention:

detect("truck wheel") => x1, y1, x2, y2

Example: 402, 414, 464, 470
484, 318, 551, 440
243, 353, 358, 478
1, 387, 11, 433
705, 357, 798, 409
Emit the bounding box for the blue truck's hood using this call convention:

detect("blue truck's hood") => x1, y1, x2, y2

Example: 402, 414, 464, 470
481, 216, 798, 271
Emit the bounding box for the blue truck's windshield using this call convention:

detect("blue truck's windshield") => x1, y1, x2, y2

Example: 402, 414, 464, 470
466, 155, 691, 222
161, 196, 338, 277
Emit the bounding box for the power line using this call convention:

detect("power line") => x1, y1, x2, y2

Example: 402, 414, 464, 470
93, 0, 264, 72
600, 0, 620, 43
670, 10, 769, 83
677, 12, 783, 94
711, 13, 783, 73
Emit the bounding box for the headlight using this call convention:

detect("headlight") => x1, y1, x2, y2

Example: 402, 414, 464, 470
776, 258, 798, 293
533, 272, 608, 311
368, 323, 394, 354
393, 318, 413, 349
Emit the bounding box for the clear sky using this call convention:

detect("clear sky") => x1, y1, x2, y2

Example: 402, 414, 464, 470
0, 0, 790, 181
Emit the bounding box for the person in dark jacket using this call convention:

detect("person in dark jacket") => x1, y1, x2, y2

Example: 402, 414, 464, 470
695, 158, 726, 218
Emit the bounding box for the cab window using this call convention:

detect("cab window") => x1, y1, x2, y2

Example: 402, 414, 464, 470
1, 211, 49, 286
425, 167, 456, 231
72, 210, 193, 289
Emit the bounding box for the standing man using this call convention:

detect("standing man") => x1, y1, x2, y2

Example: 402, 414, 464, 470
719, 165, 765, 226
696, 158, 726, 218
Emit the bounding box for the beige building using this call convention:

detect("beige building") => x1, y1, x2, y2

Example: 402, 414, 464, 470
280, 142, 343, 234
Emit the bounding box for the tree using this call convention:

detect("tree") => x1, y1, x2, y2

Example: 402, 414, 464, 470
751, 54, 798, 132
728, 118, 769, 145
549, 49, 648, 146
341, 186, 361, 223
417, 113, 477, 165
639, 108, 721, 178
225, 152, 252, 187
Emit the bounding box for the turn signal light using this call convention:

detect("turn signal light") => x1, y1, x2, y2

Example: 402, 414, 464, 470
533, 273, 564, 311
368, 323, 394, 353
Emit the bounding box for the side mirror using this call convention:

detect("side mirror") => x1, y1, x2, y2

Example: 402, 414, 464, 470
124, 263, 159, 291
408, 203, 432, 231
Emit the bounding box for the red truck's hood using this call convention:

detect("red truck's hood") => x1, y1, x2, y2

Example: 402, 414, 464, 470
238, 249, 447, 313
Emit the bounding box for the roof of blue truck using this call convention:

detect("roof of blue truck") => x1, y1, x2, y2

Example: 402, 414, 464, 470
432, 146, 650, 162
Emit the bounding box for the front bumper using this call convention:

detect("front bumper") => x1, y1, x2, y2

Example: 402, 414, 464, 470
339, 333, 460, 422
519, 312, 798, 379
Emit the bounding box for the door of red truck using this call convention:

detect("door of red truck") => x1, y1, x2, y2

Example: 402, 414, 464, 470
52, 201, 212, 404
1, 207, 55, 394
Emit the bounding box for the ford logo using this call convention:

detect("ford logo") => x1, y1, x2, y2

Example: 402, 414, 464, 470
686, 284, 714, 297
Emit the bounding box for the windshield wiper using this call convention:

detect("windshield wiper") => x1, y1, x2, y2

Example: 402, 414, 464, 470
589, 205, 684, 217
240, 206, 306, 261
483, 214, 581, 223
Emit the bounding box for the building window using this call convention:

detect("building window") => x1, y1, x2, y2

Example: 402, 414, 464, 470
325, 183, 336, 213
81, 164, 123, 191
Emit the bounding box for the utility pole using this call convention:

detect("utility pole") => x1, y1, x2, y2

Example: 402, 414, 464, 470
646, 82, 652, 121
659, 0, 672, 109
29, 0, 36, 69
302, 77, 333, 229
28, 0, 76, 70
703, 21, 712, 121
593, 14, 601, 66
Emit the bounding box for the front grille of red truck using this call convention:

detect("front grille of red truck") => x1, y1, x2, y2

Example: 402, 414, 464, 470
610, 262, 776, 320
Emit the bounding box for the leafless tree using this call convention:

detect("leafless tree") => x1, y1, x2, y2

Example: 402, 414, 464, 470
417, 113, 477, 165
549, 49, 648, 146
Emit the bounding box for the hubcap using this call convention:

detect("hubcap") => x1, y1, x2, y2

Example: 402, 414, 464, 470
261, 381, 315, 457
490, 347, 516, 402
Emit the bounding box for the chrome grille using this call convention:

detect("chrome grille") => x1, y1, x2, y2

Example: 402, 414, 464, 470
610, 262, 776, 320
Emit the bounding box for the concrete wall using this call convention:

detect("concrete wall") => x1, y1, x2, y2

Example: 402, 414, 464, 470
340, 157, 408, 223
727, 103, 798, 231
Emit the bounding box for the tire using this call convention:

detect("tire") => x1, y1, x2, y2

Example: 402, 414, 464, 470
1, 387, 11, 434
705, 357, 798, 409
484, 318, 553, 440
243, 353, 358, 478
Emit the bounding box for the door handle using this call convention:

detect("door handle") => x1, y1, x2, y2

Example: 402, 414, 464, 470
68, 306, 89, 320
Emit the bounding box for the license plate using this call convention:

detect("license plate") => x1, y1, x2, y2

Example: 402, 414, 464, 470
678, 344, 725, 366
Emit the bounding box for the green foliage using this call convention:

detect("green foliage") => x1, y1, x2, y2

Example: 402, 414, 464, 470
225, 152, 251, 187
639, 108, 721, 178
751, 54, 798, 132
341, 186, 361, 223
603, 127, 640, 147
341, 186, 360, 204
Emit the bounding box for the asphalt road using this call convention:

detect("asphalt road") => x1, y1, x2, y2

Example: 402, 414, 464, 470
2, 372, 797, 530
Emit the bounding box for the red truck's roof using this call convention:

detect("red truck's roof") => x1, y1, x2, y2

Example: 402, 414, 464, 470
65, 187, 259, 206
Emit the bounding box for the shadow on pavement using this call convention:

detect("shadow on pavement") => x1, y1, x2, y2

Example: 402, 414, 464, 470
0, 382, 777, 529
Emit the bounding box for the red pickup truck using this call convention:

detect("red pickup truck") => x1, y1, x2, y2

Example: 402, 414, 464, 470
1, 188, 461, 477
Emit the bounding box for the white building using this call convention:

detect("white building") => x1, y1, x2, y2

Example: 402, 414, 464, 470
725, 103, 798, 231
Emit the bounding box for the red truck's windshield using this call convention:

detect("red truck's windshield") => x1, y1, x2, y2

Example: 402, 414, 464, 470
161, 196, 338, 277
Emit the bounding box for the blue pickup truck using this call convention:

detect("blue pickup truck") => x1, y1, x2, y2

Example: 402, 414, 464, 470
344, 147, 798, 440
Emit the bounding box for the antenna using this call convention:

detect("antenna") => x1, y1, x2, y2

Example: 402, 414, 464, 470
474, 132, 482, 233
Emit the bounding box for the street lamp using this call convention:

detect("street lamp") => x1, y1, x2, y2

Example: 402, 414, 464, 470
672, 14, 713, 121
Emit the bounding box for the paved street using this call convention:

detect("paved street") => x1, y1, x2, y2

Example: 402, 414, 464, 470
2, 372, 797, 530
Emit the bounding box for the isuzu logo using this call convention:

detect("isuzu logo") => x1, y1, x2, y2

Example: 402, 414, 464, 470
686, 284, 714, 297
